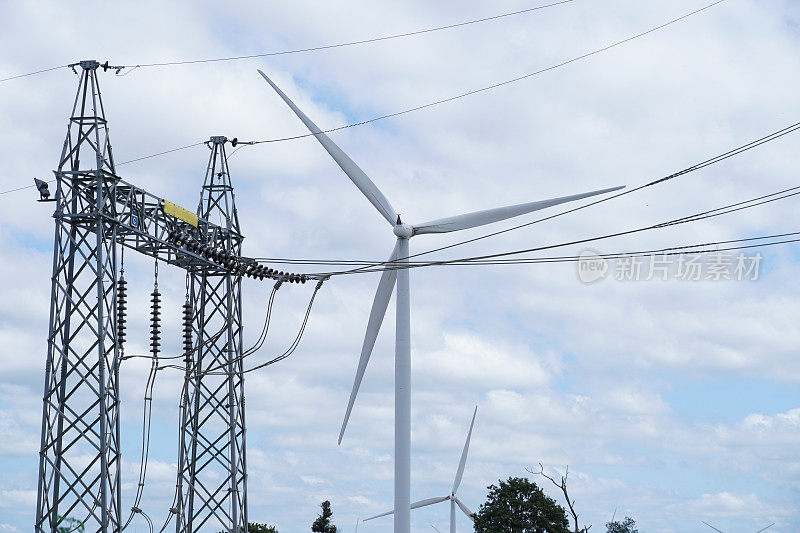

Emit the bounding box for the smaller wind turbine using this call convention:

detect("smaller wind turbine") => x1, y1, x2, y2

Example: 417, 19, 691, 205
364, 407, 479, 532
701, 521, 774, 533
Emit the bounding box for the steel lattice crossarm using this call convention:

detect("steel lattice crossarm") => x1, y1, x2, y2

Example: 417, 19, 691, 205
114, 178, 235, 272
56, 170, 320, 282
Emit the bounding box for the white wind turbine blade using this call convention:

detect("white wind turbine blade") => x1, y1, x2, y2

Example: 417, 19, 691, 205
701, 521, 725, 533
338, 241, 400, 444
363, 509, 394, 522
412, 496, 451, 510
412, 185, 625, 235
452, 406, 477, 494
454, 497, 474, 521
363, 495, 450, 521
258, 70, 398, 226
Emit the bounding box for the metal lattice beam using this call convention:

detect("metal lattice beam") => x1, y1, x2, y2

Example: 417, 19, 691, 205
177, 137, 247, 533
36, 60, 122, 533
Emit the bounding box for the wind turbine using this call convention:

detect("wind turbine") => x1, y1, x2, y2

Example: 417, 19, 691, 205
364, 406, 479, 532
701, 521, 775, 533
258, 69, 624, 533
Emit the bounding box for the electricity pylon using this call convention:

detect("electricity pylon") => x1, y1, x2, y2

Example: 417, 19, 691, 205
36, 60, 123, 533
176, 136, 248, 532
36, 61, 253, 533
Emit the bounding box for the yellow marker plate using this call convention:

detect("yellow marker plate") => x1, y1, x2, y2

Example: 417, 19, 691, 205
164, 200, 198, 227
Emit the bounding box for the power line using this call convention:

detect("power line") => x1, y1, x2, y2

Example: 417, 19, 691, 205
0, 0, 730, 193
248, 121, 800, 273
120, 1, 576, 69
369, 119, 800, 270
246, 0, 728, 146
303, 185, 800, 276
1, 141, 207, 197
0, 1, 575, 85
328, 231, 800, 274
127, 230, 800, 377
116, 141, 206, 166
153, 279, 325, 376
0, 64, 68, 84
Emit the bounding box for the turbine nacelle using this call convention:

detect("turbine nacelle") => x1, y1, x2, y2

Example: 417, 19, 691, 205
393, 223, 414, 239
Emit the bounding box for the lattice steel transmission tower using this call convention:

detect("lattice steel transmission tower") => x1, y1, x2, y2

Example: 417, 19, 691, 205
36, 60, 122, 533
35, 62, 259, 533
176, 136, 248, 532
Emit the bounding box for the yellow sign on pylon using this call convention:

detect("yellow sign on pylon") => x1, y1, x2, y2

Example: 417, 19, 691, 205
164, 200, 198, 227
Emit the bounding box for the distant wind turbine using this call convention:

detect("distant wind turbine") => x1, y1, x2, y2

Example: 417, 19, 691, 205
701, 520, 775, 533
363, 407, 478, 532
258, 69, 624, 533
702, 521, 725, 533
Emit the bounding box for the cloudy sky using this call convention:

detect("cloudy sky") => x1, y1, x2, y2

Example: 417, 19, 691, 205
1, 1, 799, 531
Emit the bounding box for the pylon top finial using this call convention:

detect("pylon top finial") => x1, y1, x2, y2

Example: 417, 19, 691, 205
77, 60, 100, 70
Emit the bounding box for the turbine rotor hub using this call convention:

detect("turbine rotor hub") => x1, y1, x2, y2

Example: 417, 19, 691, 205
393, 223, 414, 238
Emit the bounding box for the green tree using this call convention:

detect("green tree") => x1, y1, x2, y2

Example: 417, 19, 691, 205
473, 477, 570, 533
56, 516, 85, 533
605, 517, 638, 533
312, 500, 338, 533
217, 522, 278, 533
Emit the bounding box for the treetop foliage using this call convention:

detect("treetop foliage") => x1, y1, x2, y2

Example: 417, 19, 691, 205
606, 517, 639, 533
312, 500, 338, 533
473, 476, 570, 533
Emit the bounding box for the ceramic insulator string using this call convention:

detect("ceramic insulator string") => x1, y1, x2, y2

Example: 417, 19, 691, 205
117, 276, 127, 349
150, 283, 161, 357
182, 299, 193, 361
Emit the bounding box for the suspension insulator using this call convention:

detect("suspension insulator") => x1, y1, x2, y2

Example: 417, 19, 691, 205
150, 289, 161, 356
182, 299, 193, 359
300, 274, 307, 284
117, 277, 127, 346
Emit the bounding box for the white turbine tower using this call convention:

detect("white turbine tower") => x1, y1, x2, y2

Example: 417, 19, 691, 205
258, 70, 624, 533
364, 406, 479, 532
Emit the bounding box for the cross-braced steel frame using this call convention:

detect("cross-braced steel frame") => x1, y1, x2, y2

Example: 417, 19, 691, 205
36, 60, 122, 533
176, 137, 248, 533
36, 62, 249, 533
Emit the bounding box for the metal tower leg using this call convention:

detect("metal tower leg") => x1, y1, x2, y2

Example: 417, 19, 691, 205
177, 137, 248, 533
36, 60, 122, 533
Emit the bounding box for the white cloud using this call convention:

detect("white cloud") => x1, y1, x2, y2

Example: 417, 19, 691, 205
1, 0, 800, 531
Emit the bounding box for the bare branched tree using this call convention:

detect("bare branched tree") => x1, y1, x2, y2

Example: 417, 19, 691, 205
527, 464, 591, 533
